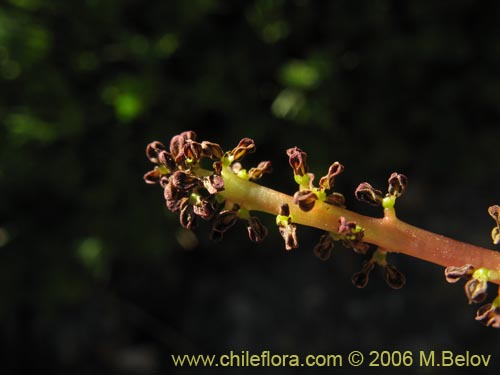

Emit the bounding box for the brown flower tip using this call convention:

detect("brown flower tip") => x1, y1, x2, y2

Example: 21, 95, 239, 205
276, 203, 298, 250
351, 261, 375, 288
247, 216, 268, 243
387, 172, 408, 198
210, 209, 239, 241
293, 190, 318, 212
319, 162, 344, 190
229, 138, 256, 162
248, 161, 273, 181
201, 141, 224, 160
278, 223, 298, 251
444, 264, 474, 283
337, 217, 367, 253
286, 147, 308, 177
488, 205, 500, 245
355, 182, 384, 206
475, 302, 500, 328
384, 264, 406, 289
171, 170, 200, 191
465, 278, 488, 304
313, 233, 334, 260
146, 141, 167, 163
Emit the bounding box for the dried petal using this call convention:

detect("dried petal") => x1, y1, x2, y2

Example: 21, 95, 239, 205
465, 278, 488, 304
192, 198, 217, 220
278, 223, 298, 251
444, 264, 474, 283
351, 261, 375, 288
143, 168, 162, 185
475, 303, 500, 328
286, 147, 308, 176
212, 210, 238, 234
213, 161, 222, 175
319, 162, 344, 190
179, 200, 197, 229
146, 141, 166, 163
202, 174, 225, 195
384, 264, 406, 289
388, 172, 408, 198
230, 138, 256, 161
171, 170, 200, 191
279, 203, 291, 217
488, 205, 500, 222
338, 217, 356, 235
164, 181, 189, 212
313, 233, 334, 260
355, 182, 383, 206
492, 227, 500, 245
293, 190, 317, 212
248, 161, 272, 180
201, 141, 224, 160
247, 216, 268, 243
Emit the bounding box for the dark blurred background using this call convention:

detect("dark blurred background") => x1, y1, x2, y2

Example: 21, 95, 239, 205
1, 0, 500, 374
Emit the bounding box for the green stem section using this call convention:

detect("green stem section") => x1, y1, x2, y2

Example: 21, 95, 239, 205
220, 167, 500, 279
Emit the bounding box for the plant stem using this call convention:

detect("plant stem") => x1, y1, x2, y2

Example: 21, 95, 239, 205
220, 167, 500, 280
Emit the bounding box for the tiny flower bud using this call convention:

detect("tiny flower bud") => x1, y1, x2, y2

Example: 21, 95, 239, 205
313, 233, 334, 260
319, 162, 344, 190
384, 264, 406, 289
248, 161, 272, 180
444, 264, 474, 283
293, 190, 318, 212
465, 278, 488, 304
355, 182, 383, 206
351, 261, 375, 288
387, 172, 408, 198
286, 147, 308, 176
247, 216, 268, 243
475, 302, 500, 328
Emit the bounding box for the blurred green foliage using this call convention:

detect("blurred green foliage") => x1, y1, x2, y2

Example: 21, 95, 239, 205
0, 0, 500, 373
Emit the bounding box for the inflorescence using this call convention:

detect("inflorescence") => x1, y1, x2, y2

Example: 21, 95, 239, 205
144, 131, 500, 328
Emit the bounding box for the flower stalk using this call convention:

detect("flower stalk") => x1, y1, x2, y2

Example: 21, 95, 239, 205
144, 131, 500, 327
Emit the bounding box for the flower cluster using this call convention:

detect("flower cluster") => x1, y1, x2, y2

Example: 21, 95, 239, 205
354, 172, 408, 210
445, 264, 500, 327
144, 131, 269, 243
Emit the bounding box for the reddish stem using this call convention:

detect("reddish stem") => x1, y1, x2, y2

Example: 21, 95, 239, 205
219, 167, 500, 282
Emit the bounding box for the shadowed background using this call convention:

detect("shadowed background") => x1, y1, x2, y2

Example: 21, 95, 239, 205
0, 0, 499, 373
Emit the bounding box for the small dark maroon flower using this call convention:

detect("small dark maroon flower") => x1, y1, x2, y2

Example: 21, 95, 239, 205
444, 264, 474, 283
319, 162, 344, 190
465, 278, 488, 304
248, 161, 272, 180
171, 170, 200, 191
286, 147, 308, 177
229, 138, 256, 162
387, 172, 408, 198
355, 182, 384, 206
384, 264, 406, 289
325, 192, 346, 208
202, 174, 225, 195
475, 302, 500, 328
201, 141, 224, 160
247, 216, 268, 243
210, 210, 239, 241
351, 261, 375, 288
313, 233, 334, 260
